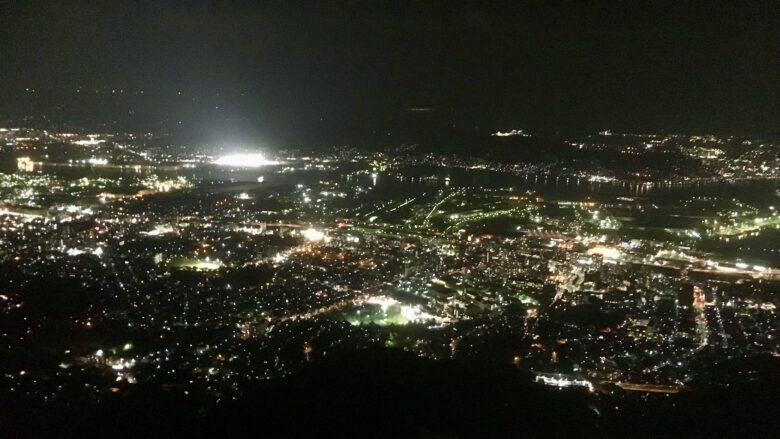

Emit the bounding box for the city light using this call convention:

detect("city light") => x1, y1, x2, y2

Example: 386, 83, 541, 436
2, 2, 778, 434
492, 129, 530, 137
587, 246, 621, 260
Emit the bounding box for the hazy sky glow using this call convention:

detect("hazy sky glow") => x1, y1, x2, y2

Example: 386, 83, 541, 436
0, 1, 776, 142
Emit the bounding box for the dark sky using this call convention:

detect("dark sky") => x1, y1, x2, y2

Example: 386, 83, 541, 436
0, 0, 777, 145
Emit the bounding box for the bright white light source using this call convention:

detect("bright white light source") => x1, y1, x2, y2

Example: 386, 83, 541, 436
302, 228, 325, 242
74, 137, 105, 146
66, 248, 85, 256
587, 246, 621, 260
191, 260, 222, 271
535, 374, 593, 391
142, 225, 174, 236
492, 129, 530, 137
213, 153, 278, 167
400, 305, 435, 322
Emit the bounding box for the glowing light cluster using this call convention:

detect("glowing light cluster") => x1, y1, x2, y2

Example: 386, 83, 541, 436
302, 228, 326, 242
587, 246, 621, 260
492, 129, 530, 137
173, 258, 223, 271
213, 153, 278, 167
535, 374, 594, 391
365, 296, 438, 322
366, 295, 400, 311
142, 225, 175, 236
73, 137, 105, 146
17, 157, 35, 172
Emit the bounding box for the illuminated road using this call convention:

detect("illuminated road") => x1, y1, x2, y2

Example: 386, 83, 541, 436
270, 294, 371, 323
608, 382, 683, 394
423, 189, 465, 225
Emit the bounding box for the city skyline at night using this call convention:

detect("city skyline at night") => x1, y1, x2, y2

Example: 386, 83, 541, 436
0, 1, 778, 437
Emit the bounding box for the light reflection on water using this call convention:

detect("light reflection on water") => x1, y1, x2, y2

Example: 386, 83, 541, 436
9, 158, 779, 203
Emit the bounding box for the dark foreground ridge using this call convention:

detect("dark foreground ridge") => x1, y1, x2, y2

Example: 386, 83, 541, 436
4, 348, 779, 438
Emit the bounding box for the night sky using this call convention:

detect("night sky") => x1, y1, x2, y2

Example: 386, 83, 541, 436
0, 0, 777, 145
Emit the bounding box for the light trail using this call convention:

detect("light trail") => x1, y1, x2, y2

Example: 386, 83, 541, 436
423, 189, 464, 225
